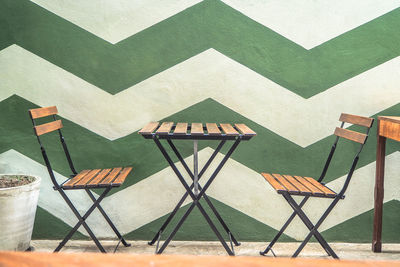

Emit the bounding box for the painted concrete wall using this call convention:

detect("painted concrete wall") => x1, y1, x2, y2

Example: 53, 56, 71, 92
0, 0, 400, 242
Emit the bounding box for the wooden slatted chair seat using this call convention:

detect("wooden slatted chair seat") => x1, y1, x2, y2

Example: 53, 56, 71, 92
262, 173, 336, 198
63, 167, 132, 189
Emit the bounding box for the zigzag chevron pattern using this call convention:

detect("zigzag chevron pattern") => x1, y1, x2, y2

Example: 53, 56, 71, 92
2, 0, 400, 242
2, 0, 400, 96
222, 0, 400, 49
1, 45, 400, 146
30, 0, 202, 44
2, 149, 399, 240
30, 0, 400, 49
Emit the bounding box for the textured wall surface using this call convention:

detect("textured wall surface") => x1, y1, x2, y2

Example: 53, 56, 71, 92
0, 0, 400, 242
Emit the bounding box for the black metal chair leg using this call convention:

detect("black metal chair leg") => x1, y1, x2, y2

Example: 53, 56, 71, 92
85, 189, 131, 247
260, 196, 310, 256
54, 188, 110, 253
284, 193, 339, 258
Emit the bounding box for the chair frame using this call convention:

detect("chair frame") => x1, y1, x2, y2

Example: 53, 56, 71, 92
260, 113, 374, 259
29, 106, 131, 253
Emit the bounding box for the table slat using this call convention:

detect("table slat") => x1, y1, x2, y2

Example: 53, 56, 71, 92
139, 122, 159, 135
206, 123, 221, 136
156, 122, 174, 135
174, 123, 188, 135
234, 124, 256, 136
191, 123, 204, 135
220, 123, 239, 136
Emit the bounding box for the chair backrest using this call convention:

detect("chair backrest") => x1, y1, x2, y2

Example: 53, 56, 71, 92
319, 113, 374, 197
29, 106, 77, 189
334, 113, 374, 144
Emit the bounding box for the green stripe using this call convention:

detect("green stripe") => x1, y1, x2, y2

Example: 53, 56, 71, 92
0, 95, 399, 196
1, 0, 400, 97
322, 200, 400, 242
125, 196, 295, 242
33, 206, 88, 240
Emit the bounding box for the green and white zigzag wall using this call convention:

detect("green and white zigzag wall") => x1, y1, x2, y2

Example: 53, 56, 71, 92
1, 0, 400, 242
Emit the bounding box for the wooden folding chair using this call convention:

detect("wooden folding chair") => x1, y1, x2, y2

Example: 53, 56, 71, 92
29, 106, 132, 253
260, 113, 374, 259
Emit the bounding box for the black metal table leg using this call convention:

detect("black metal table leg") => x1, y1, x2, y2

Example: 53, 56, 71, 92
151, 136, 241, 255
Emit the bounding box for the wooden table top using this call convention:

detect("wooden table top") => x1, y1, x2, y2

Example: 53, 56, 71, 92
138, 122, 256, 140
1, 252, 399, 267
378, 116, 400, 124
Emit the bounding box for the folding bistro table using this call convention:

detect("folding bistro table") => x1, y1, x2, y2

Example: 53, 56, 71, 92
139, 122, 256, 255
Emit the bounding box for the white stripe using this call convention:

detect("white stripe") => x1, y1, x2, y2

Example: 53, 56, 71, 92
1, 149, 399, 240
30, 0, 202, 44
1, 45, 399, 147
222, 0, 400, 49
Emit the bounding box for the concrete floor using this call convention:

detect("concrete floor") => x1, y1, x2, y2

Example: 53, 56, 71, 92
31, 240, 400, 261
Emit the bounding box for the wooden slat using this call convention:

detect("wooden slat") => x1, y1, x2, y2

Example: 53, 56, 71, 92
339, 113, 374, 128
138, 122, 159, 135
293, 176, 325, 197
112, 167, 133, 185
87, 169, 112, 186
379, 119, 400, 142
283, 175, 312, 195
155, 122, 173, 135
63, 170, 91, 188
261, 173, 286, 193
191, 123, 204, 136
304, 177, 336, 197
206, 123, 221, 136
2, 251, 400, 267
29, 106, 58, 119
272, 174, 299, 194
99, 167, 122, 186
34, 120, 63, 136
334, 127, 367, 144
73, 169, 101, 187
173, 123, 188, 135
220, 123, 239, 136
234, 124, 256, 136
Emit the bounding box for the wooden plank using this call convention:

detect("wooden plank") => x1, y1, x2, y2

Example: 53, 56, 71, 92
87, 169, 112, 186
293, 176, 325, 197
339, 113, 374, 128
379, 119, 400, 142
234, 124, 256, 136
34, 120, 63, 136
272, 174, 299, 194
191, 123, 204, 136
2, 251, 400, 267
73, 169, 101, 187
155, 122, 173, 135
334, 127, 367, 144
173, 123, 188, 135
99, 167, 122, 186
112, 167, 133, 185
261, 173, 286, 193
379, 116, 400, 124
206, 123, 221, 136
138, 122, 159, 135
304, 177, 336, 197
63, 170, 91, 189
283, 175, 312, 195
29, 106, 58, 119
220, 123, 239, 136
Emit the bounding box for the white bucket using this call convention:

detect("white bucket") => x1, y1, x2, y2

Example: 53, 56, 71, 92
0, 175, 41, 251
